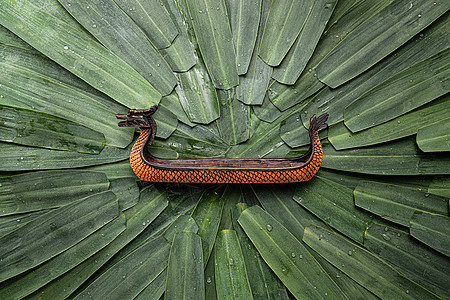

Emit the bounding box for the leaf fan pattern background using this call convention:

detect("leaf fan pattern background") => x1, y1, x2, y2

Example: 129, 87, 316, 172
0, 0, 449, 299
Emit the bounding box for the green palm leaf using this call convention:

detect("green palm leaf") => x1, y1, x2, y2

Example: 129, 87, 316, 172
0, 0, 449, 299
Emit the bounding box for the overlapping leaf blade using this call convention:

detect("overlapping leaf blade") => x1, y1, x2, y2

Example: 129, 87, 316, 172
114, 0, 178, 49
0, 210, 50, 238
185, 0, 238, 89
74, 235, 171, 300
0, 43, 133, 148
0, 191, 119, 282
229, 0, 261, 75
0, 105, 105, 153
303, 225, 439, 299
216, 88, 250, 145
28, 185, 168, 299
272, 0, 337, 84
0, 0, 162, 108
214, 230, 253, 300
231, 202, 290, 300
191, 190, 224, 266
364, 223, 450, 299
0, 170, 109, 216
172, 0, 221, 123
328, 95, 450, 150
354, 181, 448, 226
159, 0, 197, 72
235, 0, 272, 105
322, 137, 450, 175
165, 231, 204, 299
0, 214, 126, 300
0, 141, 130, 171
175, 67, 220, 124
301, 13, 450, 128
58, 0, 177, 96
410, 211, 450, 257
428, 177, 450, 198
238, 206, 348, 299
417, 118, 450, 152
316, 0, 450, 87
269, 0, 393, 110
344, 48, 450, 132
293, 176, 373, 244
258, 0, 315, 66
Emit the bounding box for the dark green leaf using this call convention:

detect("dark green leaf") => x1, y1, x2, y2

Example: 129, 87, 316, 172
0, 141, 130, 171
0, 43, 133, 148
162, 215, 199, 243
316, 0, 450, 87
74, 236, 170, 300
216, 88, 250, 145
159, 0, 197, 72
317, 169, 435, 194
279, 111, 327, 148
152, 124, 228, 159
272, 0, 337, 84
0, 214, 126, 300
152, 105, 178, 139
165, 232, 204, 300
310, 251, 378, 300
410, 211, 450, 257
249, 185, 371, 299
229, 0, 261, 74
175, 66, 220, 124
0, 105, 105, 153
231, 203, 290, 300
417, 117, 450, 152
134, 268, 167, 300
354, 181, 448, 227
252, 94, 282, 123
0, 0, 162, 108
28, 186, 168, 299
0, 210, 50, 238
119, 185, 201, 251
328, 96, 450, 150
364, 223, 450, 299
204, 249, 218, 300
294, 176, 373, 243
0, 170, 109, 216
114, 0, 178, 49
191, 190, 224, 266
109, 177, 139, 211
159, 34, 197, 72
322, 137, 450, 175
269, 0, 392, 110
171, 0, 221, 122
85, 160, 136, 180
258, 0, 315, 66
236, 0, 272, 105
226, 121, 284, 158
238, 206, 347, 299
428, 176, 450, 198
159, 93, 197, 127
344, 48, 450, 132
303, 225, 439, 299
214, 230, 253, 300
58, 0, 177, 96
301, 13, 450, 127
0, 24, 33, 49
0, 191, 119, 282
185, 0, 238, 89
252, 185, 323, 241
